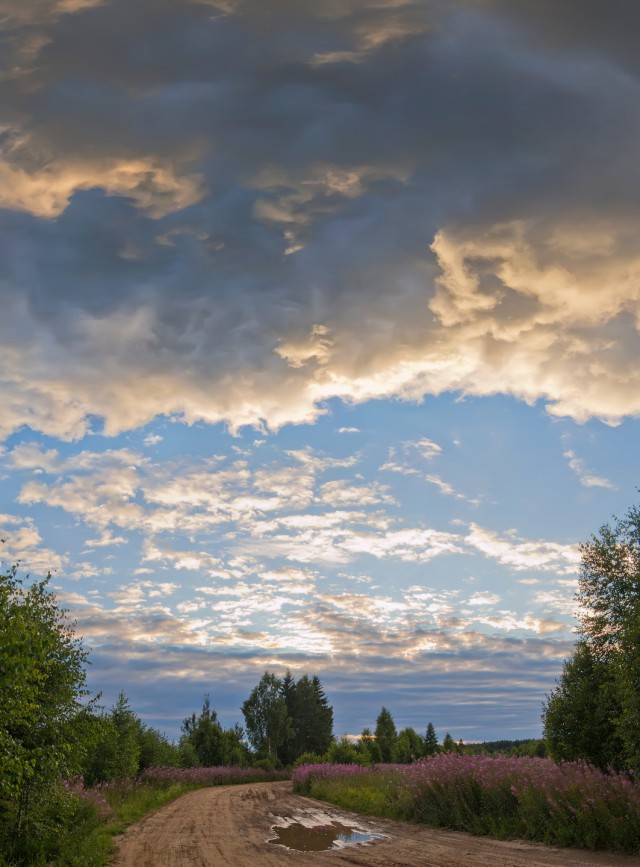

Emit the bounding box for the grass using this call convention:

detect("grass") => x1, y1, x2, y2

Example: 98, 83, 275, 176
79, 766, 291, 865
293, 756, 640, 856
1, 766, 291, 866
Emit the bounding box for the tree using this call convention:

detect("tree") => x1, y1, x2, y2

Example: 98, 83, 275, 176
326, 736, 366, 765
84, 692, 141, 784
310, 675, 334, 755
359, 727, 381, 763
396, 727, 422, 763
242, 672, 293, 762
424, 722, 439, 756
136, 722, 179, 771
543, 642, 622, 770
442, 732, 456, 753
180, 695, 224, 767
542, 500, 640, 770
0, 564, 93, 857
179, 695, 248, 767
278, 671, 298, 765
220, 723, 250, 767
577, 503, 640, 652
374, 707, 397, 762
277, 672, 334, 765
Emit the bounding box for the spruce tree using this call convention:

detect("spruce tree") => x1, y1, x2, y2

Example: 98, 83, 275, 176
374, 706, 397, 762
424, 721, 439, 755
278, 670, 298, 765
310, 675, 333, 755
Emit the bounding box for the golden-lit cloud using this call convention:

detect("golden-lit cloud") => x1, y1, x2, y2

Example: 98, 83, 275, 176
0, 149, 204, 218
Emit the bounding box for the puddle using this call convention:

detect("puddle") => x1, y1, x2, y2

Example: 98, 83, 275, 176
267, 810, 388, 852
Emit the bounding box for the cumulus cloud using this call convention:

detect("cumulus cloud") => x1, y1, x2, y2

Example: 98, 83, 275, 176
0, 0, 637, 440
0, 514, 67, 574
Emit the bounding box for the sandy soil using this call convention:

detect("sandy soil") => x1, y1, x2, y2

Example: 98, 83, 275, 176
113, 780, 640, 867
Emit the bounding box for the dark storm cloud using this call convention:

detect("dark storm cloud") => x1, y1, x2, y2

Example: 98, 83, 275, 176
1, 0, 640, 438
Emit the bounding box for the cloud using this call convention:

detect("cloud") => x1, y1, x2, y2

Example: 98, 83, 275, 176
466, 591, 501, 607
563, 450, 616, 489
0, 146, 204, 218
143, 434, 164, 446
84, 530, 128, 548
465, 524, 580, 573
0, 514, 67, 574
429, 217, 640, 424
0, 0, 637, 441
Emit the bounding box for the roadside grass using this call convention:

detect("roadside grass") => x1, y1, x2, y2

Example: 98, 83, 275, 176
82, 766, 291, 865
293, 756, 640, 856
0, 767, 291, 867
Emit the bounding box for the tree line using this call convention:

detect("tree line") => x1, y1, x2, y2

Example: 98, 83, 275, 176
542, 499, 640, 771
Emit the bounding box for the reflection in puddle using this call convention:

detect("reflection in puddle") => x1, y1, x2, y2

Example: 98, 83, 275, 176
268, 820, 387, 852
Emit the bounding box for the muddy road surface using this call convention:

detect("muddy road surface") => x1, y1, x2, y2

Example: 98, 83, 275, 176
114, 780, 640, 867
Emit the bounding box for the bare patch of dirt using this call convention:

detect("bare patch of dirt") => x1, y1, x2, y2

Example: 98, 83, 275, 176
113, 780, 640, 867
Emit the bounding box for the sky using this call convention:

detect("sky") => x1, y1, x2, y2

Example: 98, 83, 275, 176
1, 0, 639, 744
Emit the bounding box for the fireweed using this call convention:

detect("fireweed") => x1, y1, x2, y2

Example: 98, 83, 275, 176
293, 756, 640, 855
141, 765, 290, 786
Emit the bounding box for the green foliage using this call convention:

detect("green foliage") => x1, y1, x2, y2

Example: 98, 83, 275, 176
465, 738, 546, 757
542, 500, 640, 770
298, 758, 640, 856
83, 693, 141, 785
64, 778, 206, 866
374, 706, 397, 762
358, 727, 382, 763
292, 752, 326, 769
242, 672, 294, 761
278, 672, 334, 765
0, 565, 93, 862
543, 641, 622, 769
326, 736, 367, 765
423, 722, 439, 756
301, 773, 397, 817
179, 696, 248, 767
396, 727, 423, 763
180, 695, 225, 766
442, 732, 456, 753
136, 722, 179, 771
578, 503, 640, 651
309, 675, 334, 754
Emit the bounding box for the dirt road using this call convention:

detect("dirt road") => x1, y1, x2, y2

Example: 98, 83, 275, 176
114, 781, 640, 867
